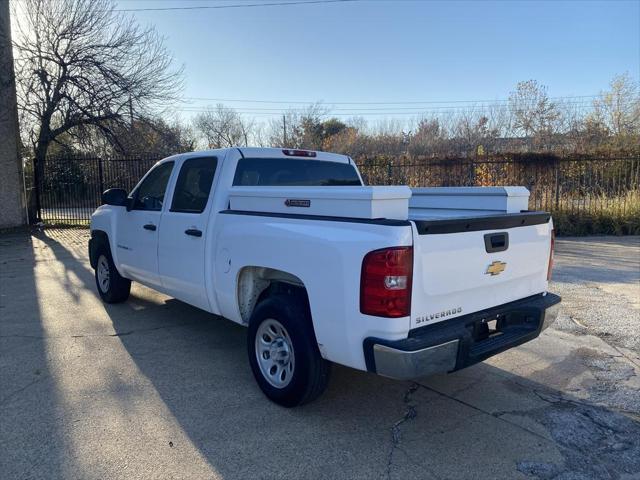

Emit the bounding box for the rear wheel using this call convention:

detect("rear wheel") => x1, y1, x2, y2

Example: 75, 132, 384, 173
248, 294, 330, 407
255, 318, 296, 389
94, 246, 131, 303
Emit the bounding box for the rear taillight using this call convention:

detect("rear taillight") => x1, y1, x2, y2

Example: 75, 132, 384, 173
547, 229, 555, 281
360, 246, 413, 318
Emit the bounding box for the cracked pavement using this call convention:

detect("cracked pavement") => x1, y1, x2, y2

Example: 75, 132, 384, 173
1, 230, 639, 479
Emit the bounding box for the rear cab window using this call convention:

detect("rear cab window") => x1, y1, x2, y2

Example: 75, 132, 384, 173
232, 158, 362, 186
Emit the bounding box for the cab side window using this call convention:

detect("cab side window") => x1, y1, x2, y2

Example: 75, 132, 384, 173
171, 157, 217, 214
131, 161, 174, 211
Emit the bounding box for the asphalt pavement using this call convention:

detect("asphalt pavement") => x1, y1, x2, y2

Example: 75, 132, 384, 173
1, 229, 638, 480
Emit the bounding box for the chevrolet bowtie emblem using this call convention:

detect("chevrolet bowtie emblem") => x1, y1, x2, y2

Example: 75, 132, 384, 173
486, 260, 507, 276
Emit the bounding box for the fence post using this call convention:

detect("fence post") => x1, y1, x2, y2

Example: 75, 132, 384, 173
32, 157, 42, 222
554, 160, 560, 210
98, 156, 105, 194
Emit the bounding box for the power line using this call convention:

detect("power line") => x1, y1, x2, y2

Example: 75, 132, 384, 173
180, 94, 602, 106
176, 100, 599, 112
114, 0, 363, 13
156, 92, 623, 118
170, 106, 601, 117
166, 94, 621, 118
175, 108, 599, 116
170, 99, 603, 114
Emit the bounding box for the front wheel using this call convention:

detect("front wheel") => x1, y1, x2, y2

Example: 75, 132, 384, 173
94, 247, 131, 304
247, 294, 330, 407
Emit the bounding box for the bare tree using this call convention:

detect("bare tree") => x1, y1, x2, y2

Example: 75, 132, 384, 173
508, 80, 560, 141
593, 73, 640, 146
408, 118, 446, 157
13, 0, 182, 217
251, 122, 268, 147
96, 117, 196, 156
266, 103, 327, 148
449, 108, 499, 155
193, 104, 253, 148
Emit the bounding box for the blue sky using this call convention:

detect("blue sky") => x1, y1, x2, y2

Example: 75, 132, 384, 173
116, 0, 640, 120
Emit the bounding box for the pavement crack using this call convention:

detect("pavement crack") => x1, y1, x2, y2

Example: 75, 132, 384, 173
532, 388, 639, 417
532, 389, 564, 405
0, 376, 47, 407
0, 322, 197, 340
415, 381, 553, 444
107, 322, 198, 337
386, 383, 419, 480
448, 377, 485, 397
0, 334, 47, 339
609, 344, 640, 369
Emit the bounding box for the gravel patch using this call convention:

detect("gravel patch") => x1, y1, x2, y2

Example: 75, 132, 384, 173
551, 237, 640, 353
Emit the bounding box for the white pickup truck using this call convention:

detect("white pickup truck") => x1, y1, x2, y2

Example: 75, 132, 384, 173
89, 147, 561, 407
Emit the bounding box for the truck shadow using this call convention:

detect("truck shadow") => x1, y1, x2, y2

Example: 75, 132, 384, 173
29, 229, 640, 480
0, 230, 66, 479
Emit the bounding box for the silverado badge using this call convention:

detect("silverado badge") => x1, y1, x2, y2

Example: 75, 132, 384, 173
486, 260, 507, 276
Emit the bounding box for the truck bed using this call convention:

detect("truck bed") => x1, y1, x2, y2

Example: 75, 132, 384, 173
227, 183, 553, 333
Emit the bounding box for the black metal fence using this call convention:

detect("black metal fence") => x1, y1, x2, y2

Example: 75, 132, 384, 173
357, 156, 640, 218
26, 154, 640, 227
27, 154, 161, 224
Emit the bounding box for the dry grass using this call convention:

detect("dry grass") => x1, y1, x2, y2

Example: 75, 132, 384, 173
552, 191, 640, 235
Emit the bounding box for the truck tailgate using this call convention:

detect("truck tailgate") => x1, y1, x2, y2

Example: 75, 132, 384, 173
410, 212, 553, 330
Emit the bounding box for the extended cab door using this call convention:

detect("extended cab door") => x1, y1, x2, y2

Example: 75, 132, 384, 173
158, 156, 218, 311
116, 161, 174, 287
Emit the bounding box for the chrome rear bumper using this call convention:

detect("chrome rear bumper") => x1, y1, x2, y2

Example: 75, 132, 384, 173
364, 292, 561, 380
373, 340, 459, 380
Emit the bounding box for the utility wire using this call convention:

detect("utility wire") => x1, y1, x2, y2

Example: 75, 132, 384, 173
170, 99, 603, 114
174, 107, 599, 115
180, 94, 603, 105
170, 107, 602, 117
176, 100, 600, 111
114, 0, 363, 12
167, 95, 616, 117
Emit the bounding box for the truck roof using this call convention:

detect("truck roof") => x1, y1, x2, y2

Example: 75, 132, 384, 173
173, 147, 352, 165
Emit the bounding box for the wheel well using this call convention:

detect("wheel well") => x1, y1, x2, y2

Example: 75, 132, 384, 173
89, 230, 110, 269
237, 266, 307, 324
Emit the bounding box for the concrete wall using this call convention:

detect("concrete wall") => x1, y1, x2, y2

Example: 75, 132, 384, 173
0, 2, 26, 228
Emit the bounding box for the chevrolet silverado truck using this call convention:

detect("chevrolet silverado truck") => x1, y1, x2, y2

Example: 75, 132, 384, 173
89, 147, 561, 407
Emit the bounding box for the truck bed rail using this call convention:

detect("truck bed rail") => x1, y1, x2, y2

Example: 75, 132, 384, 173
412, 211, 551, 235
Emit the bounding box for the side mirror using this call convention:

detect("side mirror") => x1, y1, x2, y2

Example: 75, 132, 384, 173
101, 188, 128, 207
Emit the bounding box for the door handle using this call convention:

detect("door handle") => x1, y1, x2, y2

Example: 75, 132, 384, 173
143, 223, 157, 231
185, 228, 202, 237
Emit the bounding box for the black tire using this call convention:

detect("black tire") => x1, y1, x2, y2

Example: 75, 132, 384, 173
247, 294, 331, 407
94, 244, 131, 304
